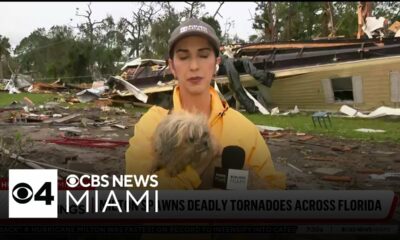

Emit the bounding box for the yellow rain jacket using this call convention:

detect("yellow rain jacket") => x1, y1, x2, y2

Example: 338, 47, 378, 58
125, 86, 286, 189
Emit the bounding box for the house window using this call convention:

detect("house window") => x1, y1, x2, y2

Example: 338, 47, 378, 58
331, 77, 354, 101
321, 76, 363, 104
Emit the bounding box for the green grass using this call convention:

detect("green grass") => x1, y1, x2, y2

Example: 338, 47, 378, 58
0, 92, 151, 112
130, 106, 400, 143
243, 113, 400, 143
0, 92, 61, 107
2, 92, 399, 143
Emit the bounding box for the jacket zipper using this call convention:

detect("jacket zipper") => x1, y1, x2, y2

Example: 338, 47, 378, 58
210, 106, 228, 127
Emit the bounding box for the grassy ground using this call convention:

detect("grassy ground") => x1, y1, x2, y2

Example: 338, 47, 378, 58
244, 112, 400, 143
2, 92, 399, 143
0, 92, 149, 112
0, 92, 59, 107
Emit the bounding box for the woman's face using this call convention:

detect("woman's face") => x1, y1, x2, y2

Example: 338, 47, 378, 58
169, 36, 220, 96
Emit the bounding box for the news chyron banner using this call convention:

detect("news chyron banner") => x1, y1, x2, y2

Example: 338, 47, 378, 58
1, 169, 399, 234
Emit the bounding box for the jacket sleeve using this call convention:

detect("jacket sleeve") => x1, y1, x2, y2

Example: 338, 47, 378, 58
247, 126, 287, 190
125, 108, 202, 189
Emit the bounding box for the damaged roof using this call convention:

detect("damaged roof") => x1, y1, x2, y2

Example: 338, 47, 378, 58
235, 38, 400, 71
120, 58, 166, 71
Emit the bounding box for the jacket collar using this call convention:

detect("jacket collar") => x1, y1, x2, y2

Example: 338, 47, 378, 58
172, 85, 229, 124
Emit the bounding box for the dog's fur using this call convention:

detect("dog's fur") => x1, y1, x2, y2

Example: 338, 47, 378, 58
152, 111, 271, 189
152, 111, 219, 177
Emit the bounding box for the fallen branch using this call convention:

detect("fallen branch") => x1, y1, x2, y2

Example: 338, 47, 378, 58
321, 175, 352, 182
290, 139, 357, 152
287, 163, 303, 173
0, 146, 93, 175
305, 156, 340, 162
289, 139, 331, 148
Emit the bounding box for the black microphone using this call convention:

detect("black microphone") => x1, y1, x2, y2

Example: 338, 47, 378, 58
213, 146, 249, 190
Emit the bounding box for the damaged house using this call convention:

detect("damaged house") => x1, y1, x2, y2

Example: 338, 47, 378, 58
112, 37, 400, 113
237, 38, 400, 111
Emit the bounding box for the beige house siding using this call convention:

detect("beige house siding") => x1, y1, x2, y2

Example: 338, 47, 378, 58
268, 56, 400, 111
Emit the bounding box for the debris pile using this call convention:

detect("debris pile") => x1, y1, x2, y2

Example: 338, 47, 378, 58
258, 125, 400, 191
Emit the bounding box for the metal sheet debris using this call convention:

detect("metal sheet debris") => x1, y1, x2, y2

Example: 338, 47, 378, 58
369, 173, 400, 181
243, 87, 269, 115
362, 17, 386, 38
340, 105, 400, 118
76, 87, 108, 103
109, 76, 148, 103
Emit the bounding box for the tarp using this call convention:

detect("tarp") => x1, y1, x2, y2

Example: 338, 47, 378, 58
219, 55, 275, 114
220, 55, 257, 113
4, 79, 20, 94
4, 74, 33, 94
13, 74, 33, 89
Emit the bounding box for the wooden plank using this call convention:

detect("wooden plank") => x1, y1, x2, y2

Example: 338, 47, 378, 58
305, 156, 338, 161
356, 168, 385, 174
52, 114, 81, 124
141, 85, 174, 94
321, 176, 352, 182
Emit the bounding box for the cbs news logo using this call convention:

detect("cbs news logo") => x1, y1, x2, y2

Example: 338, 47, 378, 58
9, 169, 58, 218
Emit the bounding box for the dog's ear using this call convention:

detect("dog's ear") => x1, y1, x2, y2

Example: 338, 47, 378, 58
156, 123, 179, 152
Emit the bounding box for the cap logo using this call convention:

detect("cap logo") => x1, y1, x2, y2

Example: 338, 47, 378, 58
180, 25, 208, 34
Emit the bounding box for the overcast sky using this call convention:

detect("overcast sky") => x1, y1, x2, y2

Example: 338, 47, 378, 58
0, 1, 259, 49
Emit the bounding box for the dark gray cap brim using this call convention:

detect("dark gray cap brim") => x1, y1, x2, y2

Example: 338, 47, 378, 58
168, 31, 220, 58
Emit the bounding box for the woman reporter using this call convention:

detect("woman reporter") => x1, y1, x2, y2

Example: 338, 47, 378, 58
125, 18, 286, 190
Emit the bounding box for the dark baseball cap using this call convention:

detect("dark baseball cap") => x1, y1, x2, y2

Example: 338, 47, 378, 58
168, 18, 220, 58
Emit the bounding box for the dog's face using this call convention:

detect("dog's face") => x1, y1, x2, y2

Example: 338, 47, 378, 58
153, 111, 219, 176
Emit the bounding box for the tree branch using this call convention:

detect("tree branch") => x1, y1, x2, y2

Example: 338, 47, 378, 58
213, 2, 225, 19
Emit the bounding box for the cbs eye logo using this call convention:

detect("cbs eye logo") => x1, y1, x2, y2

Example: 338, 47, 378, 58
12, 182, 54, 205
9, 169, 58, 218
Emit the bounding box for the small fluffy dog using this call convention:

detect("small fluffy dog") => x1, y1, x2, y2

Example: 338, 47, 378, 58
152, 111, 271, 189
152, 111, 219, 177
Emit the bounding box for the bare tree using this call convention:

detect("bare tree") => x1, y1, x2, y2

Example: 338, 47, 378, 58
119, 2, 161, 57
76, 3, 104, 47
222, 19, 234, 45
183, 2, 205, 19
251, 2, 278, 42
213, 2, 225, 19
75, 2, 105, 77
160, 2, 175, 18
266, 2, 277, 41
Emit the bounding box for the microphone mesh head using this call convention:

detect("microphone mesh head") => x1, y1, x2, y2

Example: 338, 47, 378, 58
221, 146, 245, 169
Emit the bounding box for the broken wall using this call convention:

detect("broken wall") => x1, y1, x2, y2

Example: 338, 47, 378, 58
267, 56, 400, 111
